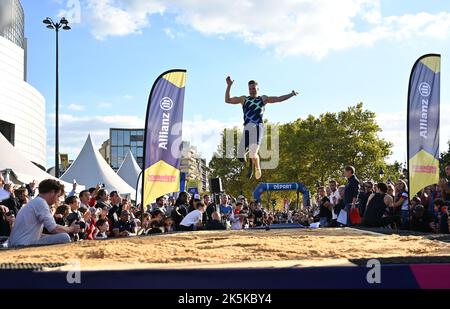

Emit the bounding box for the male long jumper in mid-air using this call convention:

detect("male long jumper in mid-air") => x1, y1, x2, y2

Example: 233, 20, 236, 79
225, 76, 299, 179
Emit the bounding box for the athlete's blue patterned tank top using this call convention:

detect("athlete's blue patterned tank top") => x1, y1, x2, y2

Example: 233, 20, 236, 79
242, 96, 265, 125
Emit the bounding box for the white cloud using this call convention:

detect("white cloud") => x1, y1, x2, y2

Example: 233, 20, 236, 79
163, 28, 176, 39
46, 113, 144, 165
182, 116, 241, 160
84, 0, 165, 39
81, 0, 450, 58
97, 102, 112, 108
67, 103, 85, 111
377, 104, 450, 163
123, 94, 134, 100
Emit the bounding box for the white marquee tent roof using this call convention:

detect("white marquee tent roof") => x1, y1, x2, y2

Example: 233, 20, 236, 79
117, 149, 141, 188
0, 133, 76, 191
61, 135, 136, 196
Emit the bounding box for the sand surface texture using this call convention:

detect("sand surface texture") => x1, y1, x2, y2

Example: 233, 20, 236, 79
1, 228, 449, 270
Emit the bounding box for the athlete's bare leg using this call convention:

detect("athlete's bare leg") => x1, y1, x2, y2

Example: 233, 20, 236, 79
249, 144, 261, 179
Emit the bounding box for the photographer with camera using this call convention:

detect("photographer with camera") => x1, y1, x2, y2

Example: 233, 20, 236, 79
7, 179, 80, 247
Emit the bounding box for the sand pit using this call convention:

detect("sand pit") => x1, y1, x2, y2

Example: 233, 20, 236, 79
1, 228, 449, 271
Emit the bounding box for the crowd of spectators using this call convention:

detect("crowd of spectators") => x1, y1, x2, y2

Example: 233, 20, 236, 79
1, 163, 450, 248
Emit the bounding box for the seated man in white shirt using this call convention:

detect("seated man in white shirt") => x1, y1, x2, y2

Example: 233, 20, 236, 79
179, 202, 205, 231
7, 179, 81, 247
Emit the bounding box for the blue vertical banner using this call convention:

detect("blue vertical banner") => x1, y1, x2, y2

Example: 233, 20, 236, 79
408, 54, 440, 196
142, 70, 187, 207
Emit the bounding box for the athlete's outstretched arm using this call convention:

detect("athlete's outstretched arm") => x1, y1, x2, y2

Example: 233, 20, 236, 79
264, 90, 299, 104
225, 76, 245, 104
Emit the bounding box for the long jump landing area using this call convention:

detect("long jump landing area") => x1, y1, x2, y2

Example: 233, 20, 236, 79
1, 227, 450, 289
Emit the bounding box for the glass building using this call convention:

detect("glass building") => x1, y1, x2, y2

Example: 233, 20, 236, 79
0, 0, 25, 49
110, 129, 144, 170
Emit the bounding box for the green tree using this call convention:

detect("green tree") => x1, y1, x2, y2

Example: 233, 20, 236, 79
440, 140, 450, 177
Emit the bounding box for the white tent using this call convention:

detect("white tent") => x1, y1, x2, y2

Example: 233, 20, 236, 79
117, 149, 141, 188
61, 135, 136, 196
0, 133, 76, 191
117, 149, 142, 202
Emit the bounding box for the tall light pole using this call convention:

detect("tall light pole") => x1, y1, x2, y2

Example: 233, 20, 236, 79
43, 17, 71, 178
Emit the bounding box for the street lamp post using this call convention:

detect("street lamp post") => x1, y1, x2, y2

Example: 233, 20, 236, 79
43, 17, 71, 178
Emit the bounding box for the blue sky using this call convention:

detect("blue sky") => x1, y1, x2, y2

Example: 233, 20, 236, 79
21, 0, 450, 168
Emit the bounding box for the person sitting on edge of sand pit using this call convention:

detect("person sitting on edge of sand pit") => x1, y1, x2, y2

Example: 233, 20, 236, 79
206, 212, 227, 231
7, 179, 81, 247
179, 202, 205, 231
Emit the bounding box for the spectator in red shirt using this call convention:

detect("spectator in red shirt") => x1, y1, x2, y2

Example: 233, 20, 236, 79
81, 208, 96, 240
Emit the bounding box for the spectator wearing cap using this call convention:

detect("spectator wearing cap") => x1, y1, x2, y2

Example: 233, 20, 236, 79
179, 202, 205, 231
206, 212, 226, 230
188, 193, 201, 213
112, 210, 137, 237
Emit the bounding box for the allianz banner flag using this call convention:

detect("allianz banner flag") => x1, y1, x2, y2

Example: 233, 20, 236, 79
408, 54, 440, 196
142, 70, 187, 207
